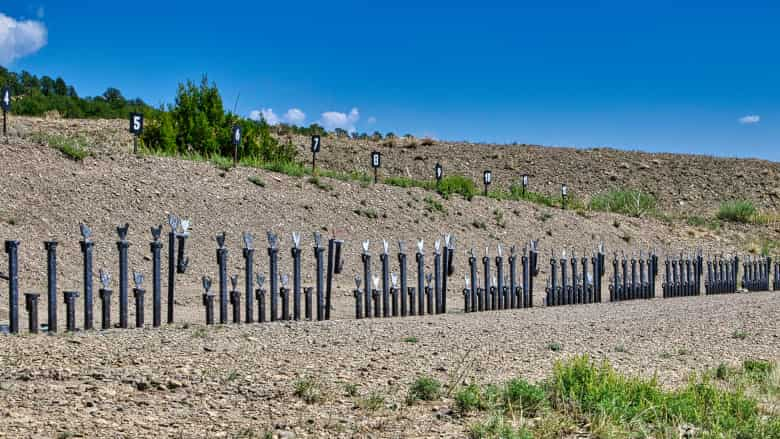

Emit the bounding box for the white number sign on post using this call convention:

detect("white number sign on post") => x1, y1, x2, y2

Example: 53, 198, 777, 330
371, 151, 381, 183
1, 87, 10, 136
311, 135, 321, 172
231, 125, 241, 167
129, 112, 144, 154
483, 170, 492, 196
435, 163, 443, 182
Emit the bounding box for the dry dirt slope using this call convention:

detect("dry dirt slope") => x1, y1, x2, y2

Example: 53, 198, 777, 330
0, 116, 771, 325
0, 116, 778, 438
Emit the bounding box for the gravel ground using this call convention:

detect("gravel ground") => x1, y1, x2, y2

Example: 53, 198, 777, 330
0, 292, 777, 438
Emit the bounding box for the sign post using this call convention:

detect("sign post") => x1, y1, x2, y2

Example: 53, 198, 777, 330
311, 135, 321, 173
522, 174, 528, 196
232, 125, 242, 167
561, 183, 568, 210
371, 151, 381, 184
434, 163, 443, 187
129, 112, 144, 154
2, 87, 10, 137
483, 170, 492, 196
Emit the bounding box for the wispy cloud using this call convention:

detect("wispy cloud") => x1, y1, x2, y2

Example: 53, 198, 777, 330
249, 107, 307, 126
0, 13, 47, 65
738, 115, 760, 125
320, 108, 360, 132
367, 116, 377, 125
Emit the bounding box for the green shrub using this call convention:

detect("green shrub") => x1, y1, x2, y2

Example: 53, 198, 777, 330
407, 376, 441, 404
385, 176, 434, 190
588, 189, 656, 217
437, 175, 476, 200
468, 415, 533, 439
33, 133, 90, 161
210, 155, 233, 171
718, 200, 758, 223
293, 376, 321, 404
502, 379, 546, 416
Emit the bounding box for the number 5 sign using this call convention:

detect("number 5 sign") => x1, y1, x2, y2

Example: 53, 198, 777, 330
129, 113, 144, 134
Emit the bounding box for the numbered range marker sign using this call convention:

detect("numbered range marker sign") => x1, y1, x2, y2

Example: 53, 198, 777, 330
1, 87, 10, 112
371, 151, 381, 168
311, 135, 321, 153
483, 170, 492, 185
129, 113, 144, 134
561, 184, 568, 197
435, 163, 443, 182
522, 174, 528, 188
232, 125, 242, 145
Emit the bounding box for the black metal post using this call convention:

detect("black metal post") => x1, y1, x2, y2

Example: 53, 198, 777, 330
315, 236, 325, 321
304, 287, 313, 320
79, 228, 94, 331
268, 232, 279, 322
133, 286, 145, 328
291, 233, 302, 321
43, 240, 56, 332
230, 275, 241, 324
216, 233, 228, 324
243, 232, 255, 324
381, 241, 390, 318
362, 241, 372, 318
25, 293, 40, 333
255, 273, 266, 323
116, 224, 130, 329
398, 242, 408, 317
416, 241, 425, 316
64, 291, 79, 332
150, 226, 162, 328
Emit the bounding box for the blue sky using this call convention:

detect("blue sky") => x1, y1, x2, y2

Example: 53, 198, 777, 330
2, 1, 779, 160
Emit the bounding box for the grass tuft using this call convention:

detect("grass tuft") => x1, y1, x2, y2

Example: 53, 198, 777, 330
406, 376, 442, 404
293, 376, 321, 404
588, 189, 656, 217
718, 200, 758, 223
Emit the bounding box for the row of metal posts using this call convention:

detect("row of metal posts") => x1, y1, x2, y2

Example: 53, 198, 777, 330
1, 216, 189, 333
610, 251, 657, 301
202, 231, 343, 325
661, 253, 700, 298
705, 256, 739, 294
464, 242, 540, 312
353, 236, 455, 318
742, 256, 770, 292
546, 246, 606, 306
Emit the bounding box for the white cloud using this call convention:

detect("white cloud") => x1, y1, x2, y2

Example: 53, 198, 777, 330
738, 115, 760, 125
0, 13, 47, 66
320, 107, 360, 132
284, 108, 306, 125
249, 108, 281, 125
249, 107, 306, 125
367, 116, 377, 125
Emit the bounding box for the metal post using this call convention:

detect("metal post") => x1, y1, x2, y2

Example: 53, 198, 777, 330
354, 276, 363, 319
267, 232, 279, 322
280, 275, 290, 321
391, 273, 399, 317
64, 291, 79, 332
44, 240, 57, 332
202, 276, 215, 325
433, 240, 441, 314
25, 293, 40, 333
150, 226, 162, 327
116, 224, 130, 329
425, 274, 433, 315
79, 225, 95, 330
408, 287, 416, 316
230, 275, 241, 323
132, 272, 145, 328
325, 238, 342, 321
469, 249, 478, 312
509, 247, 517, 309
315, 234, 325, 321
99, 270, 112, 330
381, 241, 390, 317
398, 241, 408, 317
482, 248, 491, 310
495, 245, 504, 310
362, 240, 372, 318
215, 233, 228, 324
291, 233, 302, 321
304, 287, 313, 320
243, 232, 255, 324
416, 240, 425, 316
255, 274, 266, 323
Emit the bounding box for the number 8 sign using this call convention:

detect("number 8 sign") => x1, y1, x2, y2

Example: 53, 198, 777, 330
371, 151, 381, 168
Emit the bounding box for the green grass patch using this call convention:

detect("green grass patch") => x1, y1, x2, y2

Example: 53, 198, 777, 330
33, 133, 90, 161
424, 196, 445, 213
402, 336, 418, 343
210, 154, 233, 171
718, 200, 759, 223
247, 176, 265, 187
406, 376, 442, 404
437, 175, 477, 200
385, 176, 435, 190
293, 376, 321, 404
588, 188, 656, 218
307, 176, 332, 191
356, 392, 385, 411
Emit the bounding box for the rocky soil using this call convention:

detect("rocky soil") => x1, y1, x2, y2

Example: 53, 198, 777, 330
0, 116, 778, 437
